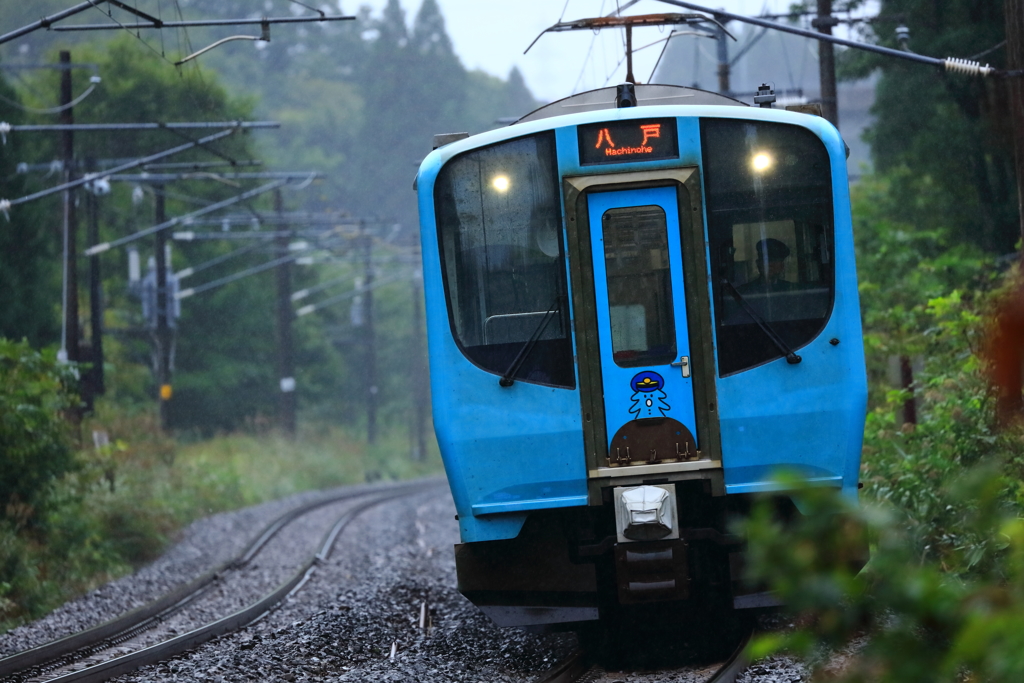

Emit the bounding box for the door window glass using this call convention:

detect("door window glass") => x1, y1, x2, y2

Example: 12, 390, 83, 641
701, 119, 835, 376
433, 132, 574, 388
601, 204, 677, 367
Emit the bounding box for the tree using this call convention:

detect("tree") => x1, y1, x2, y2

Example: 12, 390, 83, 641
0, 75, 62, 347
836, 0, 1016, 253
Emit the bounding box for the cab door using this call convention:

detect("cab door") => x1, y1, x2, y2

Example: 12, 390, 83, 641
587, 186, 699, 466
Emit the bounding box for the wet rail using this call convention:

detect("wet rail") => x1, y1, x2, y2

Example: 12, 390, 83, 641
534, 627, 753, 683
0, 479, 440, 683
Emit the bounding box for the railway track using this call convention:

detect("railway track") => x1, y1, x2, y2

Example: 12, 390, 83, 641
534, 626, 753, 683
0, 479, 440, 683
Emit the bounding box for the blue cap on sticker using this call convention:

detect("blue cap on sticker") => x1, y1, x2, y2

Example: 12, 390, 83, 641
630, 371, 664, 392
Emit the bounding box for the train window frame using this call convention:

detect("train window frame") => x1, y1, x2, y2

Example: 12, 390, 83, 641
433, 131, 576, 389
700, 118, 837, 377
599, 203, 678, 368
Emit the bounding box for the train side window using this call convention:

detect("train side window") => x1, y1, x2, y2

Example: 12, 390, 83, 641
701, 119, 835, 376
433, 132, 575, 388
601, 204, 677, 367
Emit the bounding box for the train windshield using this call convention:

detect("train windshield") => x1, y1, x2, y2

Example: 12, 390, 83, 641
434, 132, 575, 388
701, 119, 835, 376
601, 205, 677, 367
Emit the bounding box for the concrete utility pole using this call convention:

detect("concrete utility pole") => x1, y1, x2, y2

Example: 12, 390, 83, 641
715, 22, 730, 96
274, 189, 297, 436
814, 0, 840, 127
360, 222, 378, 445
85, 157, 105, 402
59, 50, 80, 364
154, 186, 172, 430
410, 262, 427, 461
1007, 0, 1024, 247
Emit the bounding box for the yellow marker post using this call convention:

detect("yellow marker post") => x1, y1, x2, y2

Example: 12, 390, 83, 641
159, 384, 173, 401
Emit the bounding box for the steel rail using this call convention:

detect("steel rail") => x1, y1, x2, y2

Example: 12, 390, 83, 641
532, 647, 592, 683
39, 481, 440, 683
706, 627, 753, 683
0, 480, 435, 680
532, 625, 753, 683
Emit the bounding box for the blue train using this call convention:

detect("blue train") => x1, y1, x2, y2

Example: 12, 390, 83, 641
415, 83, 867, 628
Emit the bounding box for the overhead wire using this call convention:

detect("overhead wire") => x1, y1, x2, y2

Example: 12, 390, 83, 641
87, 1, 177, 65
970, 40, 1006, 61
0, 79, 100, 114
157, 0, 166, 57
570, 0, 604, 94
289, 0, 325, 17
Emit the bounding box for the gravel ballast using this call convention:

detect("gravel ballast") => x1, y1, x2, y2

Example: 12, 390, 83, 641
3, 480, 814, 682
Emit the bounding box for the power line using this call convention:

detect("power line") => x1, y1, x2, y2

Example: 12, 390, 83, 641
51, 14, 356, 32
0, 0, 107, 45
656, 0, 1004, 77
295, 272, 412, 317
85, 178, 294, 255
3, 121, 279, 132
3, 124, 278, 213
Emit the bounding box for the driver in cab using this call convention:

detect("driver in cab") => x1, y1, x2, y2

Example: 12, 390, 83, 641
738, 238, 793, 293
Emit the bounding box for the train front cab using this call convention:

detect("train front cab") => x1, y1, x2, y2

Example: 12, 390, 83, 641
416, 92, 867, 628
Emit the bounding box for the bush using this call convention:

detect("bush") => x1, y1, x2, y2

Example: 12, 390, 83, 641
743, 465, 1024, 682
0, 339, 79, 524
738, 168, 1024, 680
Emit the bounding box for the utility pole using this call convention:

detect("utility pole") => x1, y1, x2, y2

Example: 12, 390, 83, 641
410, 262, 427, 460
360, 222, 378, 445
1007, 0, 1024, 247
59, 50, 80, 364
814, 0, 840, 127
154, 186, 172, 430
715, 21, 730, 95
274, 189, 297, 436
85, 156, 104, 403
625, 25, 635, 84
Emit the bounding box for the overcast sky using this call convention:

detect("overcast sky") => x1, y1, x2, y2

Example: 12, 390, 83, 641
349, 0, 880, 102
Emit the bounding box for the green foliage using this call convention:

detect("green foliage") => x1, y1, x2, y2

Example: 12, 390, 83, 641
0, 340, 79, 519
0, 3, 537, 435
1, 399, 443, 633
741, 171, 1024, 678
851, 171, 992, 405
0, 76, 61, 347
744, 466, 1024, 682
838, 0, 1016, 253
188, 0, 539, 227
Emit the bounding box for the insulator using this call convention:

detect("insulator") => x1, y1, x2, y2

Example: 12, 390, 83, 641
944, 58, 994, 77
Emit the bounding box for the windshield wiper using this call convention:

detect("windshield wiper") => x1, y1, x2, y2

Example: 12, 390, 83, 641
722, 279, 802, 364
498, 296, 563, 387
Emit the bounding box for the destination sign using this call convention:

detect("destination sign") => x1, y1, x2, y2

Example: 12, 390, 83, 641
577, 118, 678, 165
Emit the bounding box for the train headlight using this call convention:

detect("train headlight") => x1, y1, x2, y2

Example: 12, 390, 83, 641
491, 175, 510, 192
750, 152, 773, 173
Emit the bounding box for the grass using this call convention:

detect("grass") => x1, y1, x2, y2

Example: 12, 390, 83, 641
0, 404, 443, 635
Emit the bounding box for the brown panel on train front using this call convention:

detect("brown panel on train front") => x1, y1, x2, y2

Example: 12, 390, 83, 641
607, 417, 698, 467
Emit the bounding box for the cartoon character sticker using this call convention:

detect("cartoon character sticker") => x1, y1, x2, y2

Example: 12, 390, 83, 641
629, 371, 670, 419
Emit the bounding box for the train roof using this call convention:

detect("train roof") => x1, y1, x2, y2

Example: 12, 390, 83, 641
515, 84, 746, 124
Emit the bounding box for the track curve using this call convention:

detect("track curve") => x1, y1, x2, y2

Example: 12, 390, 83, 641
0, 479, 441, 683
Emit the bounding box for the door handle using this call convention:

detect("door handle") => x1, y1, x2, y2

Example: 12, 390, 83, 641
670, 356, 690, 378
